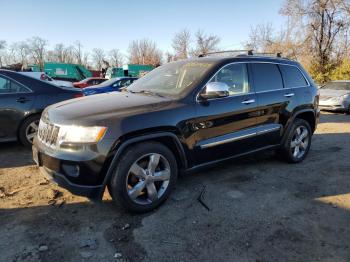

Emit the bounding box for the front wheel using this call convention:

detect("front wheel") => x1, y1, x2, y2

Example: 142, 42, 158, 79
108, 142, 178, 213
280, 119, 312, 163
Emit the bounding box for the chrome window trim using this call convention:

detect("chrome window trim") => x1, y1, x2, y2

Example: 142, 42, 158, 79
195, 61, 310, 102
199, 124, 281, 149
0, 74, 34, 95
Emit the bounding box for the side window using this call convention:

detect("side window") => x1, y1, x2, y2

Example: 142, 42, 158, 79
251, 63, 283, 92
279, 65, 308, 88
120, 79, 131, 87
210, 63, 249, 95
0, 77, 10, 93
11, 81, 30, 93
112, 81, 121, 88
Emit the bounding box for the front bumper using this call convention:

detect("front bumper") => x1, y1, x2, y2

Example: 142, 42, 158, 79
319, 104, 347, 112
32, 138, 112, 199
39, 166, 103, 198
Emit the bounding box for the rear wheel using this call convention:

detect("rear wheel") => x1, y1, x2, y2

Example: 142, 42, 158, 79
280, 119, 312, 163
18, 114, 40, 147
108, 142, 178, 213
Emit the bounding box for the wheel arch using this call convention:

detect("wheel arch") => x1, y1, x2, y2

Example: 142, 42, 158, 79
100, 131, 188, 197
281, 109, 316, 145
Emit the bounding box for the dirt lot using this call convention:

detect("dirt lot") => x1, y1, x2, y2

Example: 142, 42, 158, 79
1, 112, 350, 262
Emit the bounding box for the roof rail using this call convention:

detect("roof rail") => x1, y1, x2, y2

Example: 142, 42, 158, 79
198, 50, 285, 59
198, 50, 253, 58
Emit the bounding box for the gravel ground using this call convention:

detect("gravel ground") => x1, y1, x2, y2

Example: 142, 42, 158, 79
0, 112, 350, 262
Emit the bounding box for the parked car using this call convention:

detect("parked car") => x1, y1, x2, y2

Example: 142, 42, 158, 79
33, 53, 319, 213
83, 77, 138, 96
0, 69, 83, 147
318, 80, 350, 114
73, 77, 107, 88
19, 72, 74, 88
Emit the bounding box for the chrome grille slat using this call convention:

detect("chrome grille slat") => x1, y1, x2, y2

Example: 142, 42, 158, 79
37, 120, 60, 147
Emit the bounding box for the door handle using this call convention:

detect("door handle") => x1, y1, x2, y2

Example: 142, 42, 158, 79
284, 93, 295, 97
16, 97, 30, 103
241, 99, 255, 105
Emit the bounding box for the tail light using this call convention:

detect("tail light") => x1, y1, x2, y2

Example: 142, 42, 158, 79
40, 73, 46, 80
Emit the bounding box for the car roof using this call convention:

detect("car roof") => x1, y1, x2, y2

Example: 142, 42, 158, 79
0, 69, 62, 92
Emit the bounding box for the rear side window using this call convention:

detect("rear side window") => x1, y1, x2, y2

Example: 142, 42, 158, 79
251, 63, 283, 92
0, 76, 30, 93
279, 65, 308, 88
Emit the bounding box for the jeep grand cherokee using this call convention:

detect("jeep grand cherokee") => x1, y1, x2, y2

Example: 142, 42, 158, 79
33, 53, 320, 213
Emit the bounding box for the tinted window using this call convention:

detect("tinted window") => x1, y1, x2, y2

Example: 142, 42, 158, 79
210, 63, 249, 95
251, 63, 283, 92
279, 65, 308, 88
120, 79, 133, 87
0, 76, 30, 93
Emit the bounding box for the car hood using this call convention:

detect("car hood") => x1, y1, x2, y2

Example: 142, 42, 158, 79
46, 91, 172, 125
319, 88, 350, 99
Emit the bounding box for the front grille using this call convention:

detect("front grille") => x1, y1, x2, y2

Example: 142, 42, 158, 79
38, 120, 60, 147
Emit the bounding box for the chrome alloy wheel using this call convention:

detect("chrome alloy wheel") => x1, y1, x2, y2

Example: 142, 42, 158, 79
25, 120, 39, 144
126, 153, 171, 205
290, 126, 309, 159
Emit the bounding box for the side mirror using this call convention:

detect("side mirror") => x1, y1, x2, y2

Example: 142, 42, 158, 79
200, 82, 229, 100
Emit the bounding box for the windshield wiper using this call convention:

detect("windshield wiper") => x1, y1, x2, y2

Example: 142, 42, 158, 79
128, 90, 165, 98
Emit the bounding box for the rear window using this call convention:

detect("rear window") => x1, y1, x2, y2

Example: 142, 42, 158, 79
251, 63, 283, 92
279, 65, 308, 88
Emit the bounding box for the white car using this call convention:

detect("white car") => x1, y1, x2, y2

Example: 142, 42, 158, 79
19, 72, 74, 88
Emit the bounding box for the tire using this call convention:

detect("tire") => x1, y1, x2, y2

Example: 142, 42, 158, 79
280, 118, 312, 163
108, 142, 178, 213
18, 114, 41, 148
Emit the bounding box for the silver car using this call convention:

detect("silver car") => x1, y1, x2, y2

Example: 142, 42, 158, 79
319, 81, 350, 114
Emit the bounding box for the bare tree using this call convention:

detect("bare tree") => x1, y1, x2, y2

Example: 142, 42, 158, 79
73, 41, 83, 64
82, 52, 90, 68
172, 29, 191, 60
246, 23, 275, 52
109, 49, 124, 67
192, 30, 220, 56
92, 48, 105, 70
13, 42, 29, 69
0, 41, 7, 67
281, 0, 350, 82
27, 37, 48, 70
128, 39, 162, 66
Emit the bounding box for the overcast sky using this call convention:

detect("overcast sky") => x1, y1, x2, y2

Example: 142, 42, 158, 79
2, 0, 286, 54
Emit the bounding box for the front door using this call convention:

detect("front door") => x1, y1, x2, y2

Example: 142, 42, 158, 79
192, 63, 259, 165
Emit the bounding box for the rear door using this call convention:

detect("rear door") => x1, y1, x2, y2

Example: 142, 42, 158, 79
250, 62, 298, 147
0, 75, 35, 140
192, 63, 259, 165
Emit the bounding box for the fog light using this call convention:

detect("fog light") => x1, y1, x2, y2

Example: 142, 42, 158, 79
62, 163, 80, 178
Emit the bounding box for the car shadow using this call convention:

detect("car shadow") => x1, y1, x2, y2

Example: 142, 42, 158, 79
0, 142, 33, 169
320, 111, 350, 123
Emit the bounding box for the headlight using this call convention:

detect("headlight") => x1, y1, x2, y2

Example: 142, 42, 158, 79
57, 125, 107, 145
330, 95, 346, 103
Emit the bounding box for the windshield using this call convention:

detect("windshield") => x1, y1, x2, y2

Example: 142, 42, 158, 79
323, 82, 350, 90
93, 78, 120, 87
127, 60, 214, 97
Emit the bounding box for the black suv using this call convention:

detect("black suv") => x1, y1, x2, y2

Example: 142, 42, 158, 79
33, 53, 320, 212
